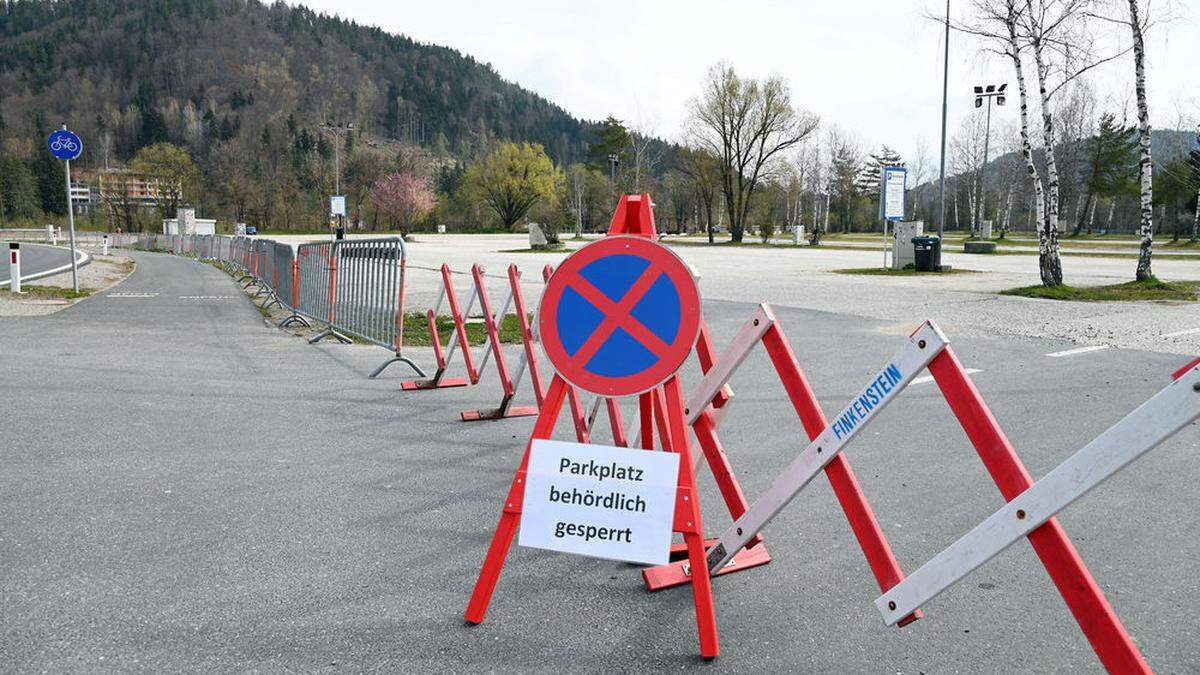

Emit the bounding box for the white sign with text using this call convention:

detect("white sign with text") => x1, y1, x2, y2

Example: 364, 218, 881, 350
329, 195, 346, 216
882, 167, 907, 221
518, 439, 680, 565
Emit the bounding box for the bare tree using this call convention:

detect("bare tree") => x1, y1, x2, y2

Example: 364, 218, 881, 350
951, 113, 989, 235
687, 62, 819, 242
677, 145, 722, 244
908, 137, 933, 220
628, 118, 665, 193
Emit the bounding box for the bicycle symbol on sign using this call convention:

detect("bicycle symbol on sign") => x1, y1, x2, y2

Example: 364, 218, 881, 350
50, 137, 79, 153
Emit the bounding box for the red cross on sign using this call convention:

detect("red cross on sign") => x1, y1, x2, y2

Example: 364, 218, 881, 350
538, 236, 701, 397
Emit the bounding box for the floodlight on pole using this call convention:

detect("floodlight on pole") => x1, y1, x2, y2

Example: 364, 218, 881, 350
972, 83, 1006, 237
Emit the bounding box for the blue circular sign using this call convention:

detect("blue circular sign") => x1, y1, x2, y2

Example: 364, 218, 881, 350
539, 236, 701, 397
47, 129, 83, 161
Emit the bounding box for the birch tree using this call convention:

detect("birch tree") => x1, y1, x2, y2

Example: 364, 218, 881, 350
966, 0, 1113, 284
1191, 124, 1200, 242
1123, 0, 1154, 279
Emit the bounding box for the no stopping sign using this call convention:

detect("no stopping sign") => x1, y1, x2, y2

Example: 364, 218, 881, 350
538, 236, 701, 397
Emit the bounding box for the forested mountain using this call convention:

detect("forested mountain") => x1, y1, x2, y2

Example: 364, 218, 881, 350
0, 0, 592, 164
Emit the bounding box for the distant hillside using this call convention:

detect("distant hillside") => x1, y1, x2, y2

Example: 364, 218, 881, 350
0, 0, 592, 165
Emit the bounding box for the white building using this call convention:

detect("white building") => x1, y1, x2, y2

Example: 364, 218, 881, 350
162, 208, 216, 235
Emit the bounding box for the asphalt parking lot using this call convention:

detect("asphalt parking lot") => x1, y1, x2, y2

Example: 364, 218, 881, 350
1, 250, 1197, 671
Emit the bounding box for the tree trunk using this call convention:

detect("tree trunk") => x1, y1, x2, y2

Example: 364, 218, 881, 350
1128, 0, 1154, 279
1193, 190, 1199, 242
1029, 36, 1064, 285
1005, 8, 1056, 285
1073, 192, 1093, 236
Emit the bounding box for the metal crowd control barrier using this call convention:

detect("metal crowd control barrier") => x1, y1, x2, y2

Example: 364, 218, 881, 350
296, 237, 423, 378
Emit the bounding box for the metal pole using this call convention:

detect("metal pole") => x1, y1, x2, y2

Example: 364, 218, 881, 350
980, 97, 993, 237
937, 0, 950, 241
64, 155, 79, 292
334, 129, 341, 244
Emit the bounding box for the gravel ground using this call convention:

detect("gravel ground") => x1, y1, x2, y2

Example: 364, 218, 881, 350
0, 250, 134, 317
267, 233, 1200, 357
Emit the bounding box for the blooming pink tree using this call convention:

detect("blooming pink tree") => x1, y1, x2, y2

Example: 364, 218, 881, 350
369, 172, 436, 233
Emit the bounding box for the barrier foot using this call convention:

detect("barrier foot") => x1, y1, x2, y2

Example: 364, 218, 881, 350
401, 378, 470, 390
262, 297, 281, 310
643, 539, 771, 591
278, 314, 311, 329
308, 328, 353, 345
369, 355, 427, 379
460, 405, 539, 422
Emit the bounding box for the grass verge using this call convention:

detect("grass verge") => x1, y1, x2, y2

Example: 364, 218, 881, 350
0, 284, 92, 299
831, 267, 977, 276
1001, 277, 1200, 302
497, 247, 571, 254
402, 311, 528, 346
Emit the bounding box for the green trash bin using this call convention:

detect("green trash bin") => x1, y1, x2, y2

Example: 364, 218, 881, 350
912, 235, 942, 272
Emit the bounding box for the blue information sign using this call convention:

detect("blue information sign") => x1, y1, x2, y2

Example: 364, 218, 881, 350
47, 129, 83, 161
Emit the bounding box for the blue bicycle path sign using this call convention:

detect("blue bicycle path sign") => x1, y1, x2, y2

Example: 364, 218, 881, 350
48, 128, 83, 161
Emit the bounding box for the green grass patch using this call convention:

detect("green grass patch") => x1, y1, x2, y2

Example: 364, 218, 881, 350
497, 247, 572, 254
1, 284, 92, 299
831, 267, 977, 276
402, 311, 529, 346
1001, 277, 1200, 302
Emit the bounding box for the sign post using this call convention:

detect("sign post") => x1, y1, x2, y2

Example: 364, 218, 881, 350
881, 166, 906, 269
47, 125, 83, 292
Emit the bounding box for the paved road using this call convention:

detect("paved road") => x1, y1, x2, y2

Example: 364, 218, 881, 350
0, 242, 89, 285
2, 250, 1197, 671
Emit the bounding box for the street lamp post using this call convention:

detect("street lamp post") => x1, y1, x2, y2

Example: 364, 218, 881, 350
937, 0, 950, 243
320, 120, 353, 242
972, 83, 1007, 237
607, 153, 620, 207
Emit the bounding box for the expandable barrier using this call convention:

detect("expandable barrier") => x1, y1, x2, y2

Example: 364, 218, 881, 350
458, 264, 541, 422
679, 315, 1200, 672
400, 264, 480, 390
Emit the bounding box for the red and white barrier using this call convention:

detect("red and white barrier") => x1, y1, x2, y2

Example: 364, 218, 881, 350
401, 264, 479, 390
459, 264, 540, 421
641, 303, 916, 609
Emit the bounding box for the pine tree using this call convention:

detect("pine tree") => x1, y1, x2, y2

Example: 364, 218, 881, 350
32, 152, 66, 215
586, 116, 630, 171
1074, 113, 1137, 235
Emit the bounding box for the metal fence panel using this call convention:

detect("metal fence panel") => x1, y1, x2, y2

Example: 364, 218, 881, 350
330, 237, 407, 351
274, 243, 297, 310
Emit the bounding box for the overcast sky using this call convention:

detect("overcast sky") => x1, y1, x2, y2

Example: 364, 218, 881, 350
293, 0, 1196, 163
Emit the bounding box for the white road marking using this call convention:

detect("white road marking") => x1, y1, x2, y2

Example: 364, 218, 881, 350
1161, 327, 1200, 338
1045, 345, 1110, 358
108, 292, 159, 298
178, 295, 234, 299
910, 368, 982, 385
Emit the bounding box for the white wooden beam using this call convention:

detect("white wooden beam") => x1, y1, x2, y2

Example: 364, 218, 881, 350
875, 364, 1200, 625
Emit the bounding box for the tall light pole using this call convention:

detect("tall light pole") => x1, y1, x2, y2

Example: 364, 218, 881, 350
972, 83, 1007, 237
937, 0, 951, 243
608, 152, 620, 207
320, 120, 353, 241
